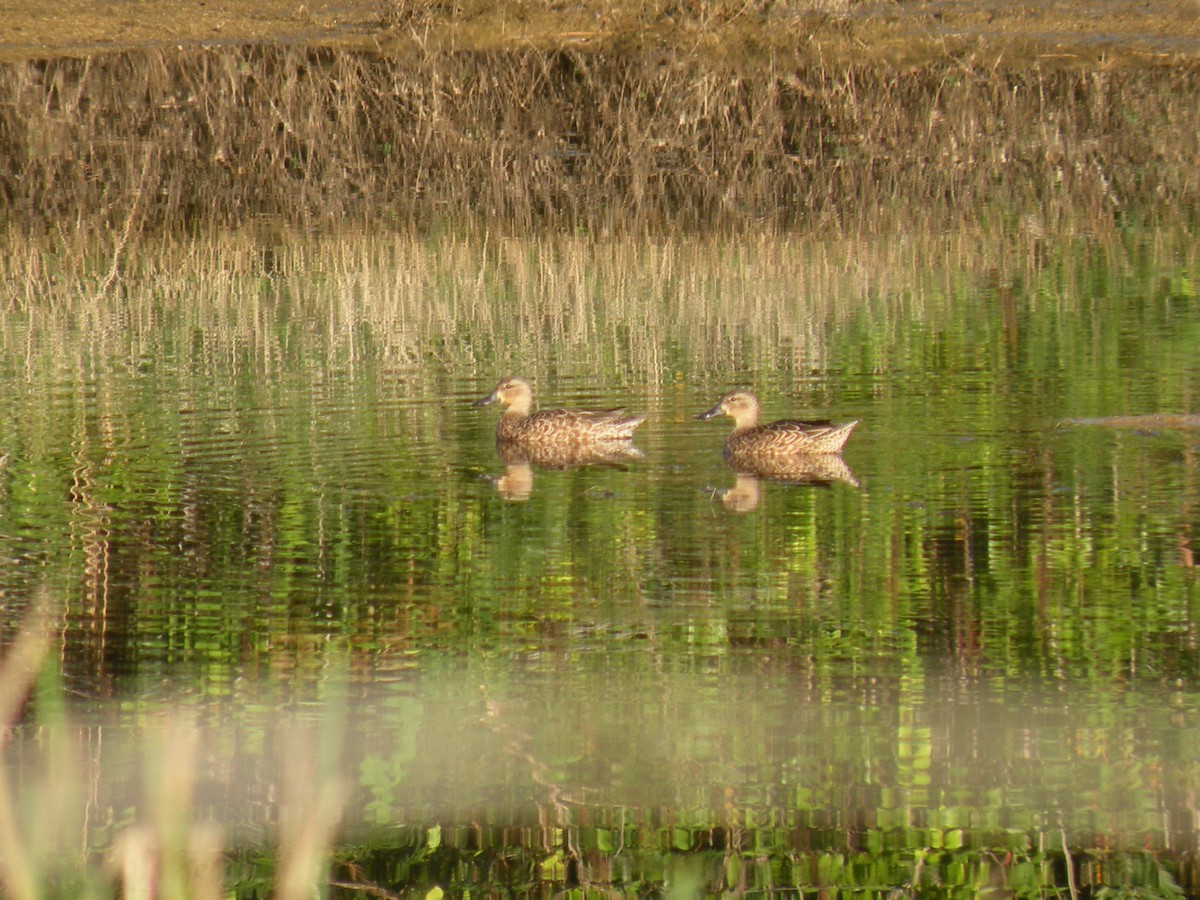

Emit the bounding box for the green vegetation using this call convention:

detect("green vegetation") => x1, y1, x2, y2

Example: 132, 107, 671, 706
2, 225, 1198, 897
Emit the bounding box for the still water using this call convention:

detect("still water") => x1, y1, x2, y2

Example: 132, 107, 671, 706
1, 229, 1198, 895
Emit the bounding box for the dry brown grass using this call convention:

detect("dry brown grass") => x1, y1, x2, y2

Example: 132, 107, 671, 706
3, 0, 1198, 66
1, 43, 1197, 243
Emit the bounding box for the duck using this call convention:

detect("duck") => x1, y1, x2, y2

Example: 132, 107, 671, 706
475, 376, 645, 446
697, 389, 858, 463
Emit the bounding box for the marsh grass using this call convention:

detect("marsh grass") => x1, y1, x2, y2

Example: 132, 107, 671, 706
0, 610, 348, 899
5, 221, 1178, 392
0, 611, 49, 900
1, 44, 1197, 244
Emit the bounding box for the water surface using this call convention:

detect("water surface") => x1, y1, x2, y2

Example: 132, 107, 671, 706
1, 229, 1198, 895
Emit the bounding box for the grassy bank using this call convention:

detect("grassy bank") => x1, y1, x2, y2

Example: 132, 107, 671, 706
3, 0, 1199, 67
1, 41, 1198, 242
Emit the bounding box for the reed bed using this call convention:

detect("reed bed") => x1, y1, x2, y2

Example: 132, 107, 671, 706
1, 44, 1197, 243
4, 223, 1181, 392
0, 610, 347, 899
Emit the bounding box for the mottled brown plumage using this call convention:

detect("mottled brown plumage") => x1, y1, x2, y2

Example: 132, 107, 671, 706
475, 376, 645, 447
697, 389, 858, 463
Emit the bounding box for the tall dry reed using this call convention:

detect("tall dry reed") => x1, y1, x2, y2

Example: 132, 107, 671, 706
1, 46, 1196, 244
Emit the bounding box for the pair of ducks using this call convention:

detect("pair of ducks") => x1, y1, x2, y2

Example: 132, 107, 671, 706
474, 376, 858, 470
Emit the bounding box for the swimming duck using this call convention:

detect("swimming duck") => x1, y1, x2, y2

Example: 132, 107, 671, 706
697, 389, 858, 462
475, 376, 645, 446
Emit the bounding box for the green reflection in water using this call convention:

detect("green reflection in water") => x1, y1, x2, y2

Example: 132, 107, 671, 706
1, 227, 1198, 896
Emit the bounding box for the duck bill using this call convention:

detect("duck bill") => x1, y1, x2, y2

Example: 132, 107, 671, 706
473, 389, 498, 408
696, 402, 724, 421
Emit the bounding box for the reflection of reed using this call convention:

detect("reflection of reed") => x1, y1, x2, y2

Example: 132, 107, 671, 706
6, 226, 1196, 392
3, 227, 1198, 666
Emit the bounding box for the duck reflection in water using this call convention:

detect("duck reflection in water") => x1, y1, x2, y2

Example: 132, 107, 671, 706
491, 438, 644, 501
475, 376, 646, 501
698, 389, 859, 512
713, 455, 860, 513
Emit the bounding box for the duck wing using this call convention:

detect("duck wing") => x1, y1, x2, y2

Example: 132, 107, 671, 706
531, 408, 646, 439
731, 419, 858, 456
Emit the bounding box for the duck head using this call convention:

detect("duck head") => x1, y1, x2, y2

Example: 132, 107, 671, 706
475, 376, 534, 416
697, 390, 761, 430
